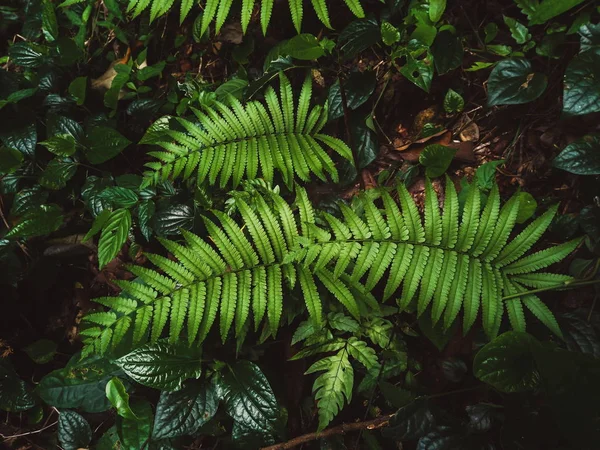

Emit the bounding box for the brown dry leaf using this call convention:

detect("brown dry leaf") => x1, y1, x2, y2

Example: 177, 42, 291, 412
459, 122, 480, 142
393, 128, 448, 151
91, 48, 131, 92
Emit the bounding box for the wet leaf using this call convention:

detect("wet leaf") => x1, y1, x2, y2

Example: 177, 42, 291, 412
553, 135, 600, 175
487, 59, 547, 105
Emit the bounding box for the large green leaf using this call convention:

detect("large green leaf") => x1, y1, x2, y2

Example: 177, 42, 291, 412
503, 16, 531, 44
0, 146, 24, 174
0, 121, 37, 157
419, 144, 457, 177
431, 30, 463, 75
516, 0, 586, 25
553, 135, 600, 175
40, 134, 77, 157
58, 410, 92, 450
153, 380, 219, 439
36, 355, 124, 413
579, 23, 600, 53
487, 59, 547, 106
153, 204, 194, 236
221, 360, 282, 446
473, 331, 541, 393
339, 18, 380, 59
328, 71, 376, 121
116, 342, 202, 391
283, 34, 325, 60
0, 360, 35, 412
39, 158, 77, 190
563, 48, 600, 117
117, 399, 153, 450
6, 204, 63, 238
98, 208, 131, 269
382, 398, 436, 441
84, 126, 131, 164
398, 40, 434, 92
41, 0, 59, 42
106, 377, 138, 420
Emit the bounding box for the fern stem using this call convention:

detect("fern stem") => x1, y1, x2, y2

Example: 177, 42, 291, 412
501, 279, 600, 300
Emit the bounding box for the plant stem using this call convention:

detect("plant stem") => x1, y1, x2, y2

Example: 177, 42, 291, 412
502, 279, 600, 300
259, 414, 394, 450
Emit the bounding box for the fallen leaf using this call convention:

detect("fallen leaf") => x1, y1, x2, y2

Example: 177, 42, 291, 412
459, 122, 480, 142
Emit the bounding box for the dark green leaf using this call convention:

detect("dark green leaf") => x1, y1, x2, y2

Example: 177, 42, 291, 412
284, 34, 325, 60
579, 23, 600, 52
473, 331, 540, 393
484, 23, 498, 43
153, 380, 219, 439
560, 310, 600, 357
351, 114, 378, 169
23, 339, 57, 364
563, 48, 600, 117
410, 23, 437, 46
85, 126, 131, 164
0, 121, 37, 157
40, 158, 77, 190
7, 204, 63, 238
466, 404, 495, 432
99, 187, 139, 208
117, 400, 153, 450
9, 42, 48, 68
487, 59, 547, 106
379, 381, 414, 409
139, 200, 155, 241
97, 426, 121, 450
339, 18, 380, 60
68, 76, 87, 106
153, 204, 194, 236
503, 16, 531, 44
221, 360, 282, 446
431, 31, 463, 75
442, 89, 464, 113
0, 360, 35, 412
215, 78, 248, 102
536, 33, 566, 59
47, 114, 84, 143
328, 71, 376, 121
383, 398, 436, 440
41, 0, 58, 42
10, 186, 49, 215
37, 355, 125, 413
117, 342, 202, 391
553, 135, 600, 175
58, 410, 92, 450
40, 134, 77, 156
419, 144, 457, 178
0, 146, 24, 174
520, 0, 586, 26
137, 61, 166, 81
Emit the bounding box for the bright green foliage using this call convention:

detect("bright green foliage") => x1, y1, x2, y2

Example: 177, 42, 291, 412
126, 0, 375, 34
143, 73, 352, 189
81, 178, 578, 355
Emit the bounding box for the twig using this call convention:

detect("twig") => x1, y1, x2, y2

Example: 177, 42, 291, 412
0, 420, 58, 441
260, 414, 394, 450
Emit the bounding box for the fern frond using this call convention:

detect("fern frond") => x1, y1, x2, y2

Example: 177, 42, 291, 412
83, 180, 579, 354
143, 74, 352, 189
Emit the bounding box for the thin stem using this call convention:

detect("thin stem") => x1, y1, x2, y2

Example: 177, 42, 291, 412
502, 279, 600, 300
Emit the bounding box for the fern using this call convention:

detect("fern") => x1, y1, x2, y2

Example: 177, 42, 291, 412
142, 73, 353, 190
81, 178, 579, 356
127, 0, 377, 33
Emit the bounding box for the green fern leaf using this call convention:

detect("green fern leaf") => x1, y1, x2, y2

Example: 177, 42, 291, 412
260, 0, 274, 34
309, 0, 332, 28
288, 0, 303, 33
98, 209, 131, 269
343, 0, 365, 17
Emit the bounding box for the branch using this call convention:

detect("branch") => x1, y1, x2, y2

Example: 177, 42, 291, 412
260, 414, 394, 450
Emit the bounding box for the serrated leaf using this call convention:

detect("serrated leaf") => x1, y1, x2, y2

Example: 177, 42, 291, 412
153, 380, 218, 439
7, 204, 63, 238
563, 48, 600, 117
40, 158, 77, 190
553, 135, 600, 175
58, 410, 92, 450
221, 360, 282, 446
0, 361, 35, 412
473, 331, 540, 392
40, 134, 77, 156
98, 209, 131, 269
116, 342, 202, 391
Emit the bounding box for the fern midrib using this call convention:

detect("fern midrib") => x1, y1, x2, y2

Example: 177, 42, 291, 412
90, 232, 529, 348
163, 130, 325, 165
